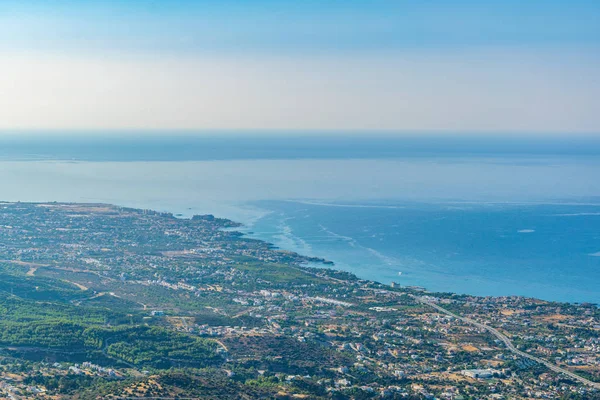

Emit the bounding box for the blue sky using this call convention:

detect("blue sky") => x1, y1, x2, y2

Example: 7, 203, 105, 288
3, 0, 599, 53
0, 0, 599, 133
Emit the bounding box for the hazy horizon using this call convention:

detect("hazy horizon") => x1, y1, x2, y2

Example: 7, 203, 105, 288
1, 133, 600, 163
1, 0, 599, 133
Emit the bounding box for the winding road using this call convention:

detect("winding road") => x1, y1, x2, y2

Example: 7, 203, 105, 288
414, 296, 600, 389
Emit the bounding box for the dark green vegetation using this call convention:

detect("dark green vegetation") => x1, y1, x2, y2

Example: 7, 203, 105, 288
0, 273, 219, 369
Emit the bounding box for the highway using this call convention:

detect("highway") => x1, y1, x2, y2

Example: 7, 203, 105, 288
414, 296, 600, 389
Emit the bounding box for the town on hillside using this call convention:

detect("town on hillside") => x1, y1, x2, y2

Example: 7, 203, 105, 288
0, 202, 597, 399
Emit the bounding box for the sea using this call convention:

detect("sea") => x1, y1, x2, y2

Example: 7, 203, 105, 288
0, 133, 599, 304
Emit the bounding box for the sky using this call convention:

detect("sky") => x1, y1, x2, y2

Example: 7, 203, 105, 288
0, 0, 599, 134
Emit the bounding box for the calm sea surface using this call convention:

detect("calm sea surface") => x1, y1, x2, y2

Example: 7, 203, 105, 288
0, 135, 598, 303
244, 200, 600, 303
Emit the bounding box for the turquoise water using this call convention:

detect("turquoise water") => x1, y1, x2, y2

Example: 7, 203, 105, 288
0, 134, 598, 303
244, 200, 600, 304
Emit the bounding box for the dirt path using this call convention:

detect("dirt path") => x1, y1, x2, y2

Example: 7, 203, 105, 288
63, 280, 88, 291
213, 339, 229, 352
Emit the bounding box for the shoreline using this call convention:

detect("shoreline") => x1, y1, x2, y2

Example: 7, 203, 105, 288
143, 200, 600, 307
230, 203, 599, 306
2, 200, 597, 306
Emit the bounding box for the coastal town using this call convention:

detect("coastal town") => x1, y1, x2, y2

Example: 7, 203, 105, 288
0, 202, 597, 399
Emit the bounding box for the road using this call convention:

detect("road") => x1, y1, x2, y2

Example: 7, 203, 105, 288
414, 296, 600, 389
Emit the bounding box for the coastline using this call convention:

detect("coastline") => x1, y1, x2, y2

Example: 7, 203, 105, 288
231, 200, 600, 305
12, 199, 596, 306
0, 154, 598, 304
209, 204, 596, 308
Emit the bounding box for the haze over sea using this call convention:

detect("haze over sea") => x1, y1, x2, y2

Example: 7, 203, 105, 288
1, 134, 599, 304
